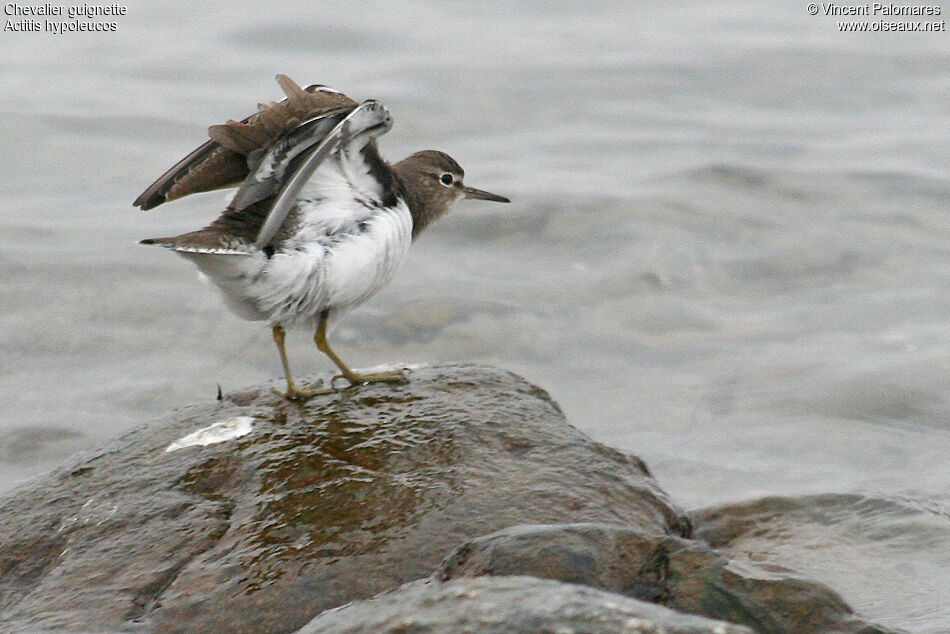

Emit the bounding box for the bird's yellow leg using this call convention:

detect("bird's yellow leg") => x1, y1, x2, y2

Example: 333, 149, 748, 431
271, 324, 300, 398
314, 311, 407, 386
271, 324, 331, 400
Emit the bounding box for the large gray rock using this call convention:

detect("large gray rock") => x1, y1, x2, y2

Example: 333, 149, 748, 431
437, 522, 895, 634
0, 364, 688, 633
692, 494, 933, 634
297, 575, 753, 634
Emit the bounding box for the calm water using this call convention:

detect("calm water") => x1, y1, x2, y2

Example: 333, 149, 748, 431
2, 1, 950, 630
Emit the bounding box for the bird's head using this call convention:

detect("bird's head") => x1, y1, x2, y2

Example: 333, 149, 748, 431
394, 150, 509, 238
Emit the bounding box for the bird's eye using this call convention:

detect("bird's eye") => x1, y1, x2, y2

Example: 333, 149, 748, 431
439, 173, 454, 187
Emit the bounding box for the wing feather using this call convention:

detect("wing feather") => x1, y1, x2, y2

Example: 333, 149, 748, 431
133, 75, 358, 210
253, 100, 393, 250
229, 109, 352, 212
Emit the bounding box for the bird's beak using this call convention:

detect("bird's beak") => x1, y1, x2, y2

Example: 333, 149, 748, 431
463, 186, 510, 203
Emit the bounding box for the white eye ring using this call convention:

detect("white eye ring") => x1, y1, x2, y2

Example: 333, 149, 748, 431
440, 173, 454, 187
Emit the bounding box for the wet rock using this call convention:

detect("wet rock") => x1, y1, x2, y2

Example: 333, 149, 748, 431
0, 364, 687, 633
693, 494, 932, 633
660, 534, 895, 634
297, 575, 753, 634
437, 522, 669, 599
438, 522, 895, 634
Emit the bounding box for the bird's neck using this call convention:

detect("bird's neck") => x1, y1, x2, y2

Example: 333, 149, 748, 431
392, 160, 441, 240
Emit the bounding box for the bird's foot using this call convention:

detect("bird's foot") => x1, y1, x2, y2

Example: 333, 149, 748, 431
332, 368, 409, 389
272, 382, 334, 402
272, 369, 408, 399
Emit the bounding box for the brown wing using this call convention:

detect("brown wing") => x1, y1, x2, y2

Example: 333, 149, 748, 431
133, 75, 359, 210
140, 196, 278, 253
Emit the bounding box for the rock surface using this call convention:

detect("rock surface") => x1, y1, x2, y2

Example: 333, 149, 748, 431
0, 364, 688, 633
693, 494, 941, 633
437, 522, 895, 634
297, 575, 753, 634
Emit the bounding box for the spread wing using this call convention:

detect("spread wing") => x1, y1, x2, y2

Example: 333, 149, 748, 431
140, 94, 398, 255
253, 100, 393, 249
132, 75, 358, 210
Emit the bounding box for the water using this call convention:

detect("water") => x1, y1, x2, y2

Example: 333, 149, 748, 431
2, 0, 950, 630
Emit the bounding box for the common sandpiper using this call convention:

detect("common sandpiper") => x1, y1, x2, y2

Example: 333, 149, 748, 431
135, 75, 509, 400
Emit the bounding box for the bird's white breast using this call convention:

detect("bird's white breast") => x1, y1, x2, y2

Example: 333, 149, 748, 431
274, 197, 412, 324
177, 142, 412, 327
182, 197, 412, 327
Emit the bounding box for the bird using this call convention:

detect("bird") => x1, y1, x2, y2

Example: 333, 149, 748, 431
135, 75, 510, 400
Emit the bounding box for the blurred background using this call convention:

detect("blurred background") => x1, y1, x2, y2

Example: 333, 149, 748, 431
2, 1, 950, 630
